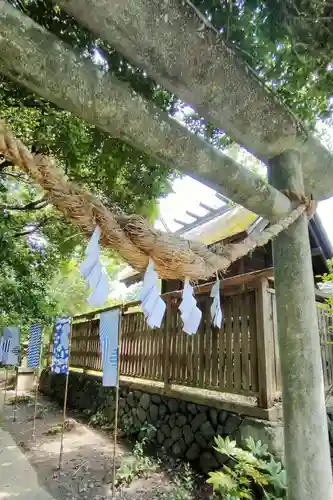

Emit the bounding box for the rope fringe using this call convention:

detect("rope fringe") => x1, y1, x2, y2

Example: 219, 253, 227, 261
0, 124, 307, 280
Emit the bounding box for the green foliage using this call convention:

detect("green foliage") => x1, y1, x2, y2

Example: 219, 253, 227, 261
3, 0, 333, 334
6, 394, 32, 405
207, 436, 286, 499
0, 0, 178, 331
116, 438, 160, 486
153, 463, 195, 500
190, 0, 333, 126
88, 408, 111, 429
319, 268, 333, 315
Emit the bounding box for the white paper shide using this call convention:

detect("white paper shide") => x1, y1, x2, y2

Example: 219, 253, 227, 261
179, 279, 202, 335
140, 259, 166, 328
210, 279, 223, 328
79, 226, 109, 307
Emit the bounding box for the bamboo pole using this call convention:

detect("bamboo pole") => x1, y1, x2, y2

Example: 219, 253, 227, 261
13, 366, 18, 422
58, 322, 73, 471
2, 368, 8, 412
32, 337, 44, 441
1, 367, 8, 413
111, 311, 122, 499
268, 151, 333, 500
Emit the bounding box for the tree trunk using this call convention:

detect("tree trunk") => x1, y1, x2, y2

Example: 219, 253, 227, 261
0, 0, 292, 222
55, 0, 333, 202
269, 151, 333, 500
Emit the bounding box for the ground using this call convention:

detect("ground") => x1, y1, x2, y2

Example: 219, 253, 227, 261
0, 389, 211, 500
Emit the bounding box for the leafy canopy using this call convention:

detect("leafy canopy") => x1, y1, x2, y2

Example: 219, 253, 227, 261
3, 0, 333, 330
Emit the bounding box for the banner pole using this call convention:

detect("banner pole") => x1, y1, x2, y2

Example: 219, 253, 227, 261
32, 333, 44, 441
111, 310, 122, 499
58, 321, 73, 471
13, 366, 18, 422
2, 368, 8, 412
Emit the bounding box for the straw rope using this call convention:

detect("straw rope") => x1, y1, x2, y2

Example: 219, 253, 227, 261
0, 124, 309, 280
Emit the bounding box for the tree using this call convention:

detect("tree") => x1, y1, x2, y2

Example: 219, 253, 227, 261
0, 0, 179, 328
188, 0, 333, 125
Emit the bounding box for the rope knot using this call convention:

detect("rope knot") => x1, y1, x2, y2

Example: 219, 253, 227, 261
280, 189, 317, 218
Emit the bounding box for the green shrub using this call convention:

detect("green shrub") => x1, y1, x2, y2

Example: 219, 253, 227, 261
116, 438, 160, 486
152, 463, 195, 500
207, 436, 286, 499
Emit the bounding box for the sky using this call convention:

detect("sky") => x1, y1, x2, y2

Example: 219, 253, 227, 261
156, 175, 333, 246
155, 107, 333, 245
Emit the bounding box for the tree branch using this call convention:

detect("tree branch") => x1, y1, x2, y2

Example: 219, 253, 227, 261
2, 197, 48, 211
0, 1, 294, 222
0, 158, 13, 171
0, 171, 32, 184
13, 218, 47, 237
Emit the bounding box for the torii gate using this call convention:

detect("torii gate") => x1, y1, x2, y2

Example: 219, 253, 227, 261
0, 1, 332, 498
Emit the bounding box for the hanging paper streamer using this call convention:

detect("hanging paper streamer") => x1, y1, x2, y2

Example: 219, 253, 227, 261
79, 226, 109, 308
51, 317, 71, 374
140, 259, 166, 328
27, 324, 43, 369
99, 308, 121, 387
1, 327, 20, 365
210, 279, 223, 328
179, 279, 202, 335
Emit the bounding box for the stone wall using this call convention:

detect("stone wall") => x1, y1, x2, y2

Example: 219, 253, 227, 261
39, 369, 284, 472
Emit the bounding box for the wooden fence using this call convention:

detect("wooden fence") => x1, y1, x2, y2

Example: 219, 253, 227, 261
59, 272, 333, 411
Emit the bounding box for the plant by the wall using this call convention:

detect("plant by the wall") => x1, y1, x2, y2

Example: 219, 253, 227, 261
207, 436, 286, 499
152, 463, 195, 500
116, 438, 160, 486
88, 409, 110, 429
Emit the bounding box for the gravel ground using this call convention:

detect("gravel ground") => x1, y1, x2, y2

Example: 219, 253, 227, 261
1, 391, 212, 500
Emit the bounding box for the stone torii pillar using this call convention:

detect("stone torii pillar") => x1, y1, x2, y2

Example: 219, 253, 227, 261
269, 151, 333, 500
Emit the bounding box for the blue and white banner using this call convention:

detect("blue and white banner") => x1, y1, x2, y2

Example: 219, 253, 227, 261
1, 327, 20, 366
51, 317, 71, 374
99, 308, 121, 387
27, 324, 43, 369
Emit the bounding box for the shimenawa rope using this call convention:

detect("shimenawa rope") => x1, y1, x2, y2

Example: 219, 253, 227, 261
0, 124, 309, 280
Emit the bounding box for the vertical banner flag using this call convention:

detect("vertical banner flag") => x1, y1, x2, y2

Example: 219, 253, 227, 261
99, 308, 121, 387
51, 317, 71, 374
27, 324, 43, 369
1, 327, 20, 365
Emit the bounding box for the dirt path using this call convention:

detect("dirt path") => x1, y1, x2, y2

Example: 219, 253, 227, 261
0, 391, 207, 500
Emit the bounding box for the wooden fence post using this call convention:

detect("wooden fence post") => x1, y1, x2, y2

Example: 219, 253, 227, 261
83, 321, 91, 372
255, 277, 273, 409
163, 299, 171, 387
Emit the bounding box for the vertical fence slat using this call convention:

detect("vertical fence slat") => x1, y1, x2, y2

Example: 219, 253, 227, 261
233, 294, 242, 392
199, 300, 207, 388
211, 325, 219, 389
219, 302, 226, 391
249, 291, 259, 393
225, 298, 234, 391
204, 296, 212, 387
241, 293, 250, 392
163, 301, 171, 385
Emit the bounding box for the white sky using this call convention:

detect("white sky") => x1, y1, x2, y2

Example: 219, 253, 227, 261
156, 176, 333, 245
156, 109, 333, 244
317, 198, 333, 244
